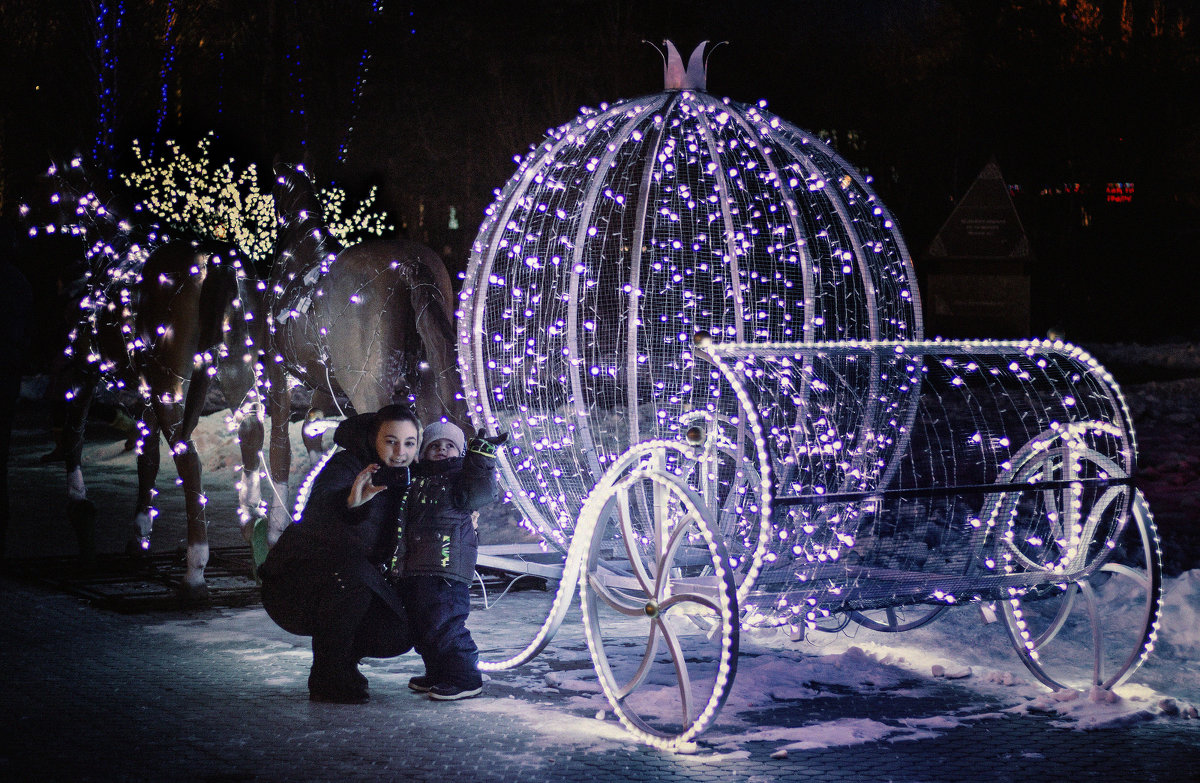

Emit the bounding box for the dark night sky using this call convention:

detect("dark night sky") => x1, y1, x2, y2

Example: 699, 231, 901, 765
3, 0, 1200, 341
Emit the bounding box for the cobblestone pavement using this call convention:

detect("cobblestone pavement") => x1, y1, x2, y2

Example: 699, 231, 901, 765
4, 411, 1200, 782
3, 573, 1200, 783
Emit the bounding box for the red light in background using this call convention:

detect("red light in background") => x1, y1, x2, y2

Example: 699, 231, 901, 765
1105, 182, 1134, 203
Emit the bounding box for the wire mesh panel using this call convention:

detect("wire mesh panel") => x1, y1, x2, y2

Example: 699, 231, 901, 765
702, 339, 1138, 629
459, 89, 921, 551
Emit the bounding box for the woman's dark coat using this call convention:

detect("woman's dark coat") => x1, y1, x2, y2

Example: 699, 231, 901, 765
258, 413, 409, 636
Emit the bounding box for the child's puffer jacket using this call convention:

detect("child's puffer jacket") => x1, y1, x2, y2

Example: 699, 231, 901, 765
392, 443, 499, 584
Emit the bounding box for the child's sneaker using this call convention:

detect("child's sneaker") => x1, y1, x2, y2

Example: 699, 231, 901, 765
428, 683, 482, 701
408, 675, 435, 693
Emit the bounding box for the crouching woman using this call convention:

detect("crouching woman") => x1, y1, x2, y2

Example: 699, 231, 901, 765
259, 404, 420, 703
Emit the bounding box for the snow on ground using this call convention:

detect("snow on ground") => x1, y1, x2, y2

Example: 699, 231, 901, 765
145, 565, 1200, 756
141, 347, 1200, 754
11, 339, 1200, 755
1073, 342, 1200, 575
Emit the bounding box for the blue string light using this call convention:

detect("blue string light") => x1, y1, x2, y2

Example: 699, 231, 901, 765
216, 51, 224, 117
287, 0, 307, 150
92, 0, 124, 176
151, 0, 179, 154
335, 0, 384, 166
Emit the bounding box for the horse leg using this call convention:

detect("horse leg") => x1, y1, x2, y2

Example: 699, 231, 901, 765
230, 379, 270, 568
62, 369, 97, 566
236, 406, 272, 574
132, 406, 161, 554
220, 356, 268, 537
303, 387, 338, 462
236, 409, 266, 536
265, 358, 293, 546
174, 439, 209, 604
154, 393, 210, 605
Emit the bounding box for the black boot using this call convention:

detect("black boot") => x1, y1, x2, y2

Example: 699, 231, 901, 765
306, 569, 375, 703
308, 656, 369, 704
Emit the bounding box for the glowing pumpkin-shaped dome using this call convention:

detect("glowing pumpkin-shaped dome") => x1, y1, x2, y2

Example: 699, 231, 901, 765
458, 75, 922, 549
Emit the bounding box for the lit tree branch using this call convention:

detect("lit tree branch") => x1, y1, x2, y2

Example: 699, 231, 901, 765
121, 131, 393, 264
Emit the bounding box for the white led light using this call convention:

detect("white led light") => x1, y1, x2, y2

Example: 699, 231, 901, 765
450, 45, 1160, 749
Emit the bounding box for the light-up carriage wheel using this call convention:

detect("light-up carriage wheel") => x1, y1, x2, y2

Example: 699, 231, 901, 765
674, 411, 769, 593
981, 425, 1163, 690
473, 428, 762, 678
578, 442, 739, 749
850, 605, 949, 633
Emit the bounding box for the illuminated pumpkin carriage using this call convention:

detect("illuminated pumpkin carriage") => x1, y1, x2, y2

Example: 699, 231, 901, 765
457, 46, 1161, 749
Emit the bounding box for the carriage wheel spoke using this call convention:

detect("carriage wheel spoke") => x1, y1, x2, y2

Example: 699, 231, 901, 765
613, 624, 661, 700
1074, 486, 1125, 568
652, 471, 673, 565
1078, 580, 1105, 686
654, 508, 702, 596
1032, 587, 1077, 648
658, 592, 720, 616
1101, 562, 1149, 587
616, 485, 656, 595
851, 605, 947, 633
587, 572, 651, 616
655, 615, 694, 725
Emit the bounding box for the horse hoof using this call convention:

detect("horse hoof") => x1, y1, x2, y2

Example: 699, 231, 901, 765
124, 539, 151, 559
178, 582, 211, 608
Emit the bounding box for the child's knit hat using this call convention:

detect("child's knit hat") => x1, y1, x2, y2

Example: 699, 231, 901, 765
421, 421, 466, 456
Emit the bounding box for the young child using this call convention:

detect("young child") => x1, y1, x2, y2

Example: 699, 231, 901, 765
391, 421, 505, 700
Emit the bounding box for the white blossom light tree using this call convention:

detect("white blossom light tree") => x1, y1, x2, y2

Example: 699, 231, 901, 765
122, 132, 394, 265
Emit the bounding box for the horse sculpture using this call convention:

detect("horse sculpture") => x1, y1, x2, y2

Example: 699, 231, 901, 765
263, 160, 468, 542
20, 157, 269, 603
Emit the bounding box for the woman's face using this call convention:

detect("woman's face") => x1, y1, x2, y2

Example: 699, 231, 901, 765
374, 420, 420, 468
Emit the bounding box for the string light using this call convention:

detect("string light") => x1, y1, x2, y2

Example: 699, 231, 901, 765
286, 0, 307, 148
336, 0, 385, 166
460, 85, 921, 569
151, 0, 180, 153
292, 445, 338, 522
216, 51, 225, 117
459, 46, 1160, 743
122, 133, 392, 265
703, 338, 1141, 628
457, 57, 921, 745
92, 0, 125, 175
263, 159, 462, 544
23, 156, 272, 592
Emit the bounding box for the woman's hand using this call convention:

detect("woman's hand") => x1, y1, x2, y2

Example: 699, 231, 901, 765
348, 463, 387, 508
